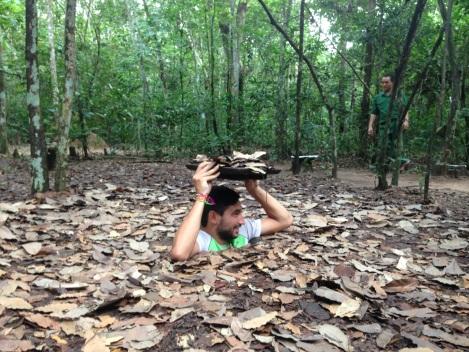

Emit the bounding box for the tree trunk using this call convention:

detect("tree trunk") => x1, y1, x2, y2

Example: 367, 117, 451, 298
328, 108, 338, 178
292, 0, 305, 175
376, 0, 427, 190
461, 51, 468, 165
436, 46, 447, 129
219, 22, 233, 132
275, 0, 292, 160
358, 0, 375, 159
258, 0, 338, 177
0, 37, 8, 154
350, 75, 356, 129
230, 0, 247, 131
55, 0, 77, 191
205, 0, 220, 141
26, 0, 49, 193
46, 0, 59, 124
438, 0, 461, 170
393, 28, 443, 187
126, 1, 148, 153
142, 0, 168, 97
338, 38, 347, 134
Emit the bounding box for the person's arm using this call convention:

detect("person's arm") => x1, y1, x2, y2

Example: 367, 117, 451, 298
170, 162, 219, 261
368, 114, 377, 136
368, 95, 378, 136
402, 111, 409, 130
244, 180, 293, 235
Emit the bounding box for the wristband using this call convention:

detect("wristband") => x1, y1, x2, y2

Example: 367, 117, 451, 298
195, 193, 215, 205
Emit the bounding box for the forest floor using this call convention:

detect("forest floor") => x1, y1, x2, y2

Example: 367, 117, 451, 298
0, 156, 468, 352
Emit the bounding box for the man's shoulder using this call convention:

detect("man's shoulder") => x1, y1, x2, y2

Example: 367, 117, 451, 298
374, 92, 386, 98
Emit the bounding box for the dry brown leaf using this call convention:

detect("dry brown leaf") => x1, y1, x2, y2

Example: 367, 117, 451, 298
83, 335, 110, 352
383, 278, 418, 293
23, 313, 61, 330
0, 225, 15, 240
0, 339, 34, 351
335, 298, 361, 318
22, 242, 42, 255
0, 296, 33, 310
242, 311, 277, 329
318, 324, 353, 352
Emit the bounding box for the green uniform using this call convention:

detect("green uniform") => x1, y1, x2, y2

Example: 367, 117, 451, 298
371, 92, 407, 161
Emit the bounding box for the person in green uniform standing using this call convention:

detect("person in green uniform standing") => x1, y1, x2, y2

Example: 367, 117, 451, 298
368, 74, 410, 171
170, 161, 293, 261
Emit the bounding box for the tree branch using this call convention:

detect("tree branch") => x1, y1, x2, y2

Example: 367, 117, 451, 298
0, 69, 24, 80
305, 5, 371, 94
257, 0, 331, 111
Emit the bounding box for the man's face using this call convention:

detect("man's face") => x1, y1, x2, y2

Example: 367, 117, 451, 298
216, 203, 245, 242
380, 76, 393, 93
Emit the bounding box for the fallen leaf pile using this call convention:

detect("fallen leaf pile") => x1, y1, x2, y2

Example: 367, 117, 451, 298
0, 160, 468, 351
195, 151, 271, 175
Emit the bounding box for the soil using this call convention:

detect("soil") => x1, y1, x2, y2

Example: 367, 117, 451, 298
0, 155, 468, 351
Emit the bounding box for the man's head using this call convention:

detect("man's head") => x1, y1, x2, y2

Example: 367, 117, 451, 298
201, 185, 245, 242
380, 74, 394, 93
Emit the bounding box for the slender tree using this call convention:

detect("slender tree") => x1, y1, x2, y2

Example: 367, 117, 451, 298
45, 0, 59, 124
230, 0, 247, 131
438, 0, 461, 171
292, 0, 305, 174
0, 36, 8, 154
376, 0, 427, 190
126, 1, 148, 153
55, 0, 77, 191
275, 0, 292, 160
26, 0, 49, 193
205, 0, 221, 142
359, 0, 375, 159
258, 0, 338, 177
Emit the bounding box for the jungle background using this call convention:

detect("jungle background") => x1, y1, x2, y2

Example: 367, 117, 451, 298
0, 0, 467, 186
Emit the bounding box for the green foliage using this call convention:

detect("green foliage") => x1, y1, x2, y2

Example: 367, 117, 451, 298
0, 0, 467, 163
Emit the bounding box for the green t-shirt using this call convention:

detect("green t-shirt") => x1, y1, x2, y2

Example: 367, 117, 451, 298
371, 92, 408, 132
196, 219, 261, 252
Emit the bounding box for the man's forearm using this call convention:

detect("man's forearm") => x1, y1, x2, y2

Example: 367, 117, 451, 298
170, 201, 204, 261
369, 114, 376, 130
248, 186, 291, 224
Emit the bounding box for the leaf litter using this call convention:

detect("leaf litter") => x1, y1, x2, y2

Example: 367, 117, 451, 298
0, 159, 468, 351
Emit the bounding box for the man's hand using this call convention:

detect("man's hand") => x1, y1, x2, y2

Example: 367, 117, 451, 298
244, 179, 258, 195
368, 126, 375, 137
403, 119, 409, 130
193, 161, 219, 194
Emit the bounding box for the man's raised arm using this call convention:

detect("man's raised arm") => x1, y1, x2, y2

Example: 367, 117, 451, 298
170, 162, 219, 261
244, 180, 293, 235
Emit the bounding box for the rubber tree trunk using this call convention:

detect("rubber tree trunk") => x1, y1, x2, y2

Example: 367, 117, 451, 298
376, 0, 427, 190
337, 38, 347, 134
394, 28, 443, 188
436, 46, 447, 129
438, 0, 461, 171
292, 0, 305, 175
275, 0, 292, 160
461, 52, 468, 165
46, 0, 59, 124
55, 0, 77, 191
358, 0, 375, 159
26, 0, 49, 193
219, 21, 232, 133
206, 0, 220, 141
0, 37, 8, 154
